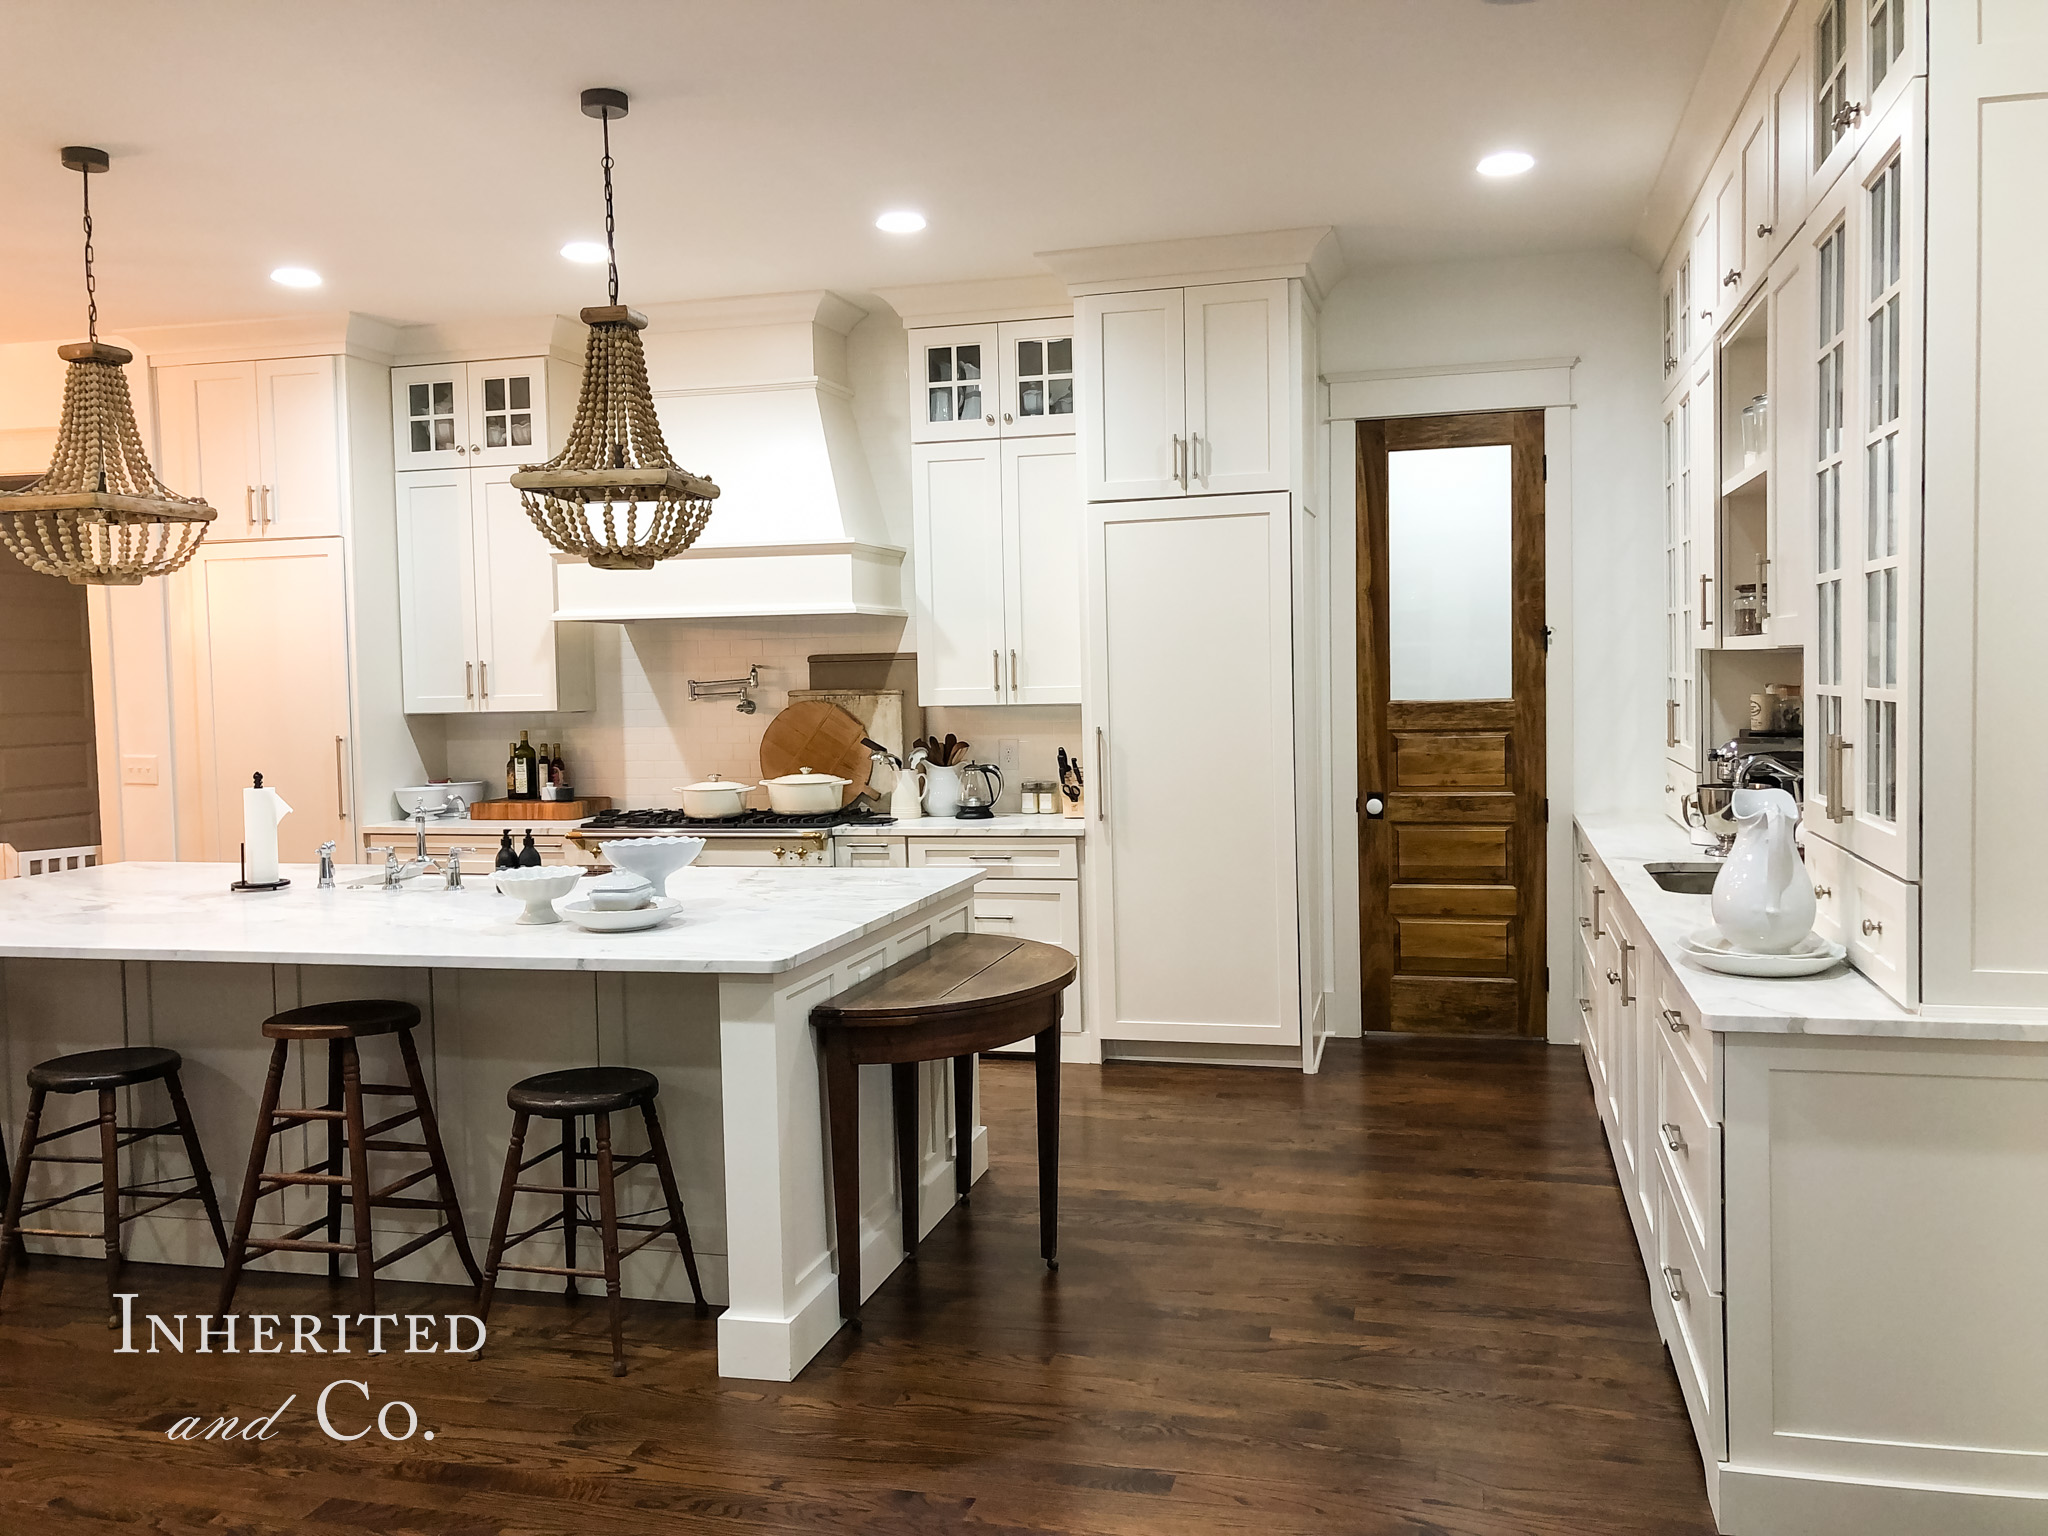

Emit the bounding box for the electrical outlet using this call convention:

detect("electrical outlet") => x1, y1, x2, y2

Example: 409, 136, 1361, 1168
996, 738, 1022, 812
121, 754, 159, 787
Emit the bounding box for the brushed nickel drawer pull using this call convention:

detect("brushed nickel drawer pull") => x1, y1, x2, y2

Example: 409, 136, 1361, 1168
1620, 940, 1636, 1006
334, 736, 348, 819
465, 661, 474, 700
1592, 885, 1604, 939
1661, 1008, 1687, 1033
1662, 1265, 1686, 1303
1699, 574, 1711, 630
1661, 1122, 1686, 1153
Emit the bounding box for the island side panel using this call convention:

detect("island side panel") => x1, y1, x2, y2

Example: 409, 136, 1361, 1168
715, 895, 974, 1382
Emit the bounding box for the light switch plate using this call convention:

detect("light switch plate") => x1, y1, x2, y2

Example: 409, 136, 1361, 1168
121, 754, 159, 787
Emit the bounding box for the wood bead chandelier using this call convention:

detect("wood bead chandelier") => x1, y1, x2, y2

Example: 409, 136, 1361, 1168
511, 88, 718, 571
0, 148, 215, 585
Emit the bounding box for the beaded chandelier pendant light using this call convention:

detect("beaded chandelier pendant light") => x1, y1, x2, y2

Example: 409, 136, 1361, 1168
0, 148, 216, 586
511, 88, 718, 571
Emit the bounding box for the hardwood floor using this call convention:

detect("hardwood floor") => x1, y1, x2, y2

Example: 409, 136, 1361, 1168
0, 1037, 1715, 1536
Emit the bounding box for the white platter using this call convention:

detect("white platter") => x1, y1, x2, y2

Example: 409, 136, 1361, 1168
1684, 926, 1847, 977
558, 896, 682, 933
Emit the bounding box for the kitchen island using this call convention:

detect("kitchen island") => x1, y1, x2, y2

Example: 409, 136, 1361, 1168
0, 861, 985, 1381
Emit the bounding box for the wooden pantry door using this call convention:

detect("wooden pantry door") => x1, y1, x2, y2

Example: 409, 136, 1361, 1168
1357, 411, 1546, 1036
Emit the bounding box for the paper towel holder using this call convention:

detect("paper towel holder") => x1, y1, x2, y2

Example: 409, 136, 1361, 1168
231, 771, 292, 893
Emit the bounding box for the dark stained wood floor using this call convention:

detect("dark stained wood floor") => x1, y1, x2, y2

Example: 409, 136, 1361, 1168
0, 1037, 1715, 1535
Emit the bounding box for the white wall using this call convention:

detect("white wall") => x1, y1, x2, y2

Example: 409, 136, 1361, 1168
1318, 246, 1664, 1036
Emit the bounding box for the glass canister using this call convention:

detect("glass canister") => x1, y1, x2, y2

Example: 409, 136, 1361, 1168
1740, 394, 1769, 467
1733, 583, 1763, 636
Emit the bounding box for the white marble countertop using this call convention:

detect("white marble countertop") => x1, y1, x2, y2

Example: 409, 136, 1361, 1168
832, 815, 1085, 838
0, 861, 983, 976
1575, 813, 2048, 1042
360, 819, 587, 834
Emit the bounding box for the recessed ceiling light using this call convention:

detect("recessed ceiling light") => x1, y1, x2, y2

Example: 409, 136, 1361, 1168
560, 240, 608, 264
875, 210, 927, 234
1477, 151, 1536, 178
269, 266, 322, 288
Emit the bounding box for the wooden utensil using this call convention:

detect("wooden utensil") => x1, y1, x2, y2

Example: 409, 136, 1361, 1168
760, 700, 874, 806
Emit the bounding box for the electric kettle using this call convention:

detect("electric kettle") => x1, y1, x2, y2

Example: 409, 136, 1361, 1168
955, 762, 1003, 820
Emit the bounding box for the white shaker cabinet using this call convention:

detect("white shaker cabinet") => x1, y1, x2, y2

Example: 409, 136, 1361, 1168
390, 358, 552, 473
154, 357, 342, 539
1084, 490, 1299, 1048
908, 319, 1076, 445
1078, 279, 1291, 502
394, 466, 592, 715
909, 437, 1082, 707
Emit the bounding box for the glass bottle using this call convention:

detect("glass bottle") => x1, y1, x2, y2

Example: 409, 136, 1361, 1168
512, 731, 537, 799
550, 744, 567, 788
504, 742, 517, 800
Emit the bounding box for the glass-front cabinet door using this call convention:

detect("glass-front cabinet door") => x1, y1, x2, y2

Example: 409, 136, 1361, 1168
465, 360, 547, 469
1807, 0, 1920, 209
909, 324, 998, 444
391, 358, 551, 471
997, 319, 1076, 439
391, 363, 469, 472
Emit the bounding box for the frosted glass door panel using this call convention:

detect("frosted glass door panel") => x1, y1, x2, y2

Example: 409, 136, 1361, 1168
1387, 445, 1513, 701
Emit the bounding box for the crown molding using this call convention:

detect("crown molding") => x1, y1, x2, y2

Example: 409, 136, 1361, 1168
871, 274, 1073, 328
122, 311, 403, 368
636, 290, 868, 337
1037, 226, 1344, 303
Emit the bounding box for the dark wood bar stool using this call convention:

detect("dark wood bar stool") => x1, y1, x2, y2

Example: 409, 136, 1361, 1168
217, 999, 480, 1315
0, 1046, 229, 1323
475, 1066, 707, 1378
811, 932, 1074, 1332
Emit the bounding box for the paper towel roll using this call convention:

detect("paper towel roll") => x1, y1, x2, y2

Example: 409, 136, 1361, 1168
243, 778, 293, 886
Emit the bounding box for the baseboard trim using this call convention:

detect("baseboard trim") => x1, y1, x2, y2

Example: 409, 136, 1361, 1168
1717, 1463, 2048, 1535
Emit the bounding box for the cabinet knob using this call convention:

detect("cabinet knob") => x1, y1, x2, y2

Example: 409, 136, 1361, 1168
456, 444, 467, 455
1723, 268, 1741, 287
1832, 101, 1865, 131
470, 444, 480, 454
985, 415, 996, 426
1605, 971, 1622, 987
1813, 884, 1831, 899
1755, 222, 1774, 239
1862, 918, 1884, 937
1003, 412, 1014, 424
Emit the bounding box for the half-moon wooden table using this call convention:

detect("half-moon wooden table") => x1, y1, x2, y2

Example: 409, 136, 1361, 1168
810, 932, 1075, 1331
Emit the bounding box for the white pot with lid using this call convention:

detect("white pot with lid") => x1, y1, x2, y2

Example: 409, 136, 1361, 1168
761, 767, 853, 815
674, 774, 754, 819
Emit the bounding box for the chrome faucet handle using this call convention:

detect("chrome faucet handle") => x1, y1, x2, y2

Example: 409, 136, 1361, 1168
444, 847, 471, 891
317, 841, 337, 890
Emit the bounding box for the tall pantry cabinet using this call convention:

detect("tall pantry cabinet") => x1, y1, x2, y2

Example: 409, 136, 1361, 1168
1048, 231, 1338, 1067
88, 317, 422, 866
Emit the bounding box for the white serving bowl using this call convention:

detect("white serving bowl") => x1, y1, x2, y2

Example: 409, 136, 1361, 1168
494, 866, 582, 924
394, 781, 486, 819
599, 836, 705, 898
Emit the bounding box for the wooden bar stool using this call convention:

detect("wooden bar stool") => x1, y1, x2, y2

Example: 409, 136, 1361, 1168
811, 932, 1074, 1332
474, 1066, 707, 1377
217, 999, 480, 1315
0, 1046, 229, 1323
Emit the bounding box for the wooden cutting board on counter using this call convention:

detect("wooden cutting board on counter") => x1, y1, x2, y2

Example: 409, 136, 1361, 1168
759, 700, 873, 804
466, 797, 612, 821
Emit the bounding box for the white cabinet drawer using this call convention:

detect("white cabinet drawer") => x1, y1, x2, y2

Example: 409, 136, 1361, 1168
1651, 951, 1714, 1093
1663, 758, 1695, 829
971, 878, 1082, 1041
834, 836, 908, 868
1656, 1159, 1726, 1463
1655, 1020, 1720, 1292
909, 838, 1078, 879
1802, 829, 1919, 1007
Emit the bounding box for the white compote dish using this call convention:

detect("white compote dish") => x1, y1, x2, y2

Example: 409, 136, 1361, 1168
599, 836, 705, 899
493, 866, 582, 925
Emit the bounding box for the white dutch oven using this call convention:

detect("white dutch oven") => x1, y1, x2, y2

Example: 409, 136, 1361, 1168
762, 767, 852, 814
675, 774, 753, 819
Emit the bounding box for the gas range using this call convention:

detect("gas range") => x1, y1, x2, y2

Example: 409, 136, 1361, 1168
581, 807, 896, 836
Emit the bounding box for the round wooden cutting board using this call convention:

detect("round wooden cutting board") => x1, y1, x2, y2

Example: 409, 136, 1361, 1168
758, 699, 874, 805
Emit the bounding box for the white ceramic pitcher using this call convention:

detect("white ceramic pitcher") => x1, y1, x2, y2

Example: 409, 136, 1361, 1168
1710, 786, 1817, 953
889, 762, 928, 820
922, 763, 964, 818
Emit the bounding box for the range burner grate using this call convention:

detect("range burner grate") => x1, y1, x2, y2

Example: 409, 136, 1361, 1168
583, 807, 896, 832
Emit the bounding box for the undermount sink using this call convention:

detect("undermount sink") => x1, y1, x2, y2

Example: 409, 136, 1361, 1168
1645, 861, 1723, 895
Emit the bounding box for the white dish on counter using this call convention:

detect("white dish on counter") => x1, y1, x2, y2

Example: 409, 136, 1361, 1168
1684, 926, 1847, 977
599, 836, 705, 897
558, 896, 682, 933
494, 866, 582, 924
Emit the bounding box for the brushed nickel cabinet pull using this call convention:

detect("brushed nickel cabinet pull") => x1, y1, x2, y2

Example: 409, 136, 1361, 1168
1662, 1265, 1686, 1303
1190, 431, 1203, 484
334, 736, 348, 819
1756, 222, 1774, 238
465, 661, 474, 700
1813, 884, 1832, 900
1755, 553, 1770, 621
1661, 1007, 1688, 1033
1095, 726, 1107, 822
1010, 649, 1018, 693
1825, 734, 1851, 822
1661, 1122, 1686, 1153
1862, 918, 1884, 937
478, 660, 488, 700
992, 649, 1001, 695
1592, 885, 1605, 939
1666, 697, 1679, 747
1699, 574, 1712, 630
261, 485, 273, 526
1620, 940, 1636, 1006
245, 485, 256, 526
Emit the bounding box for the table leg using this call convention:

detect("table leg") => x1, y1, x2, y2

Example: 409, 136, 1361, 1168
953, 1054, 975, 1203
891, 1061, 919, 1261
1034, 1011, 1061, 1272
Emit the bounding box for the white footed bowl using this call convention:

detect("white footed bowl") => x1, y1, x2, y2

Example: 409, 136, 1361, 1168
599, 837, 705, 898
494, 866, 582, 924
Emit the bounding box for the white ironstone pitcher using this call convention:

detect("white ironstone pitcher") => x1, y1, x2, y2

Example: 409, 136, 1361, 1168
1710, 786, 1816, 953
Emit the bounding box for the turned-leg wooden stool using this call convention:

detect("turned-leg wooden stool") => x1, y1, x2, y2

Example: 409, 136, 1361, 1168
811, 932, 1075, 1334
0, 1046, 229, 1323
216, 999, 480, 1315
474, 1066, 707, 1377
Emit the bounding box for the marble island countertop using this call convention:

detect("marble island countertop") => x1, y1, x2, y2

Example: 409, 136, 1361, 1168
1575, 813, 2048, 1043
0, 861, 983, 975
362, 814, 1086, 838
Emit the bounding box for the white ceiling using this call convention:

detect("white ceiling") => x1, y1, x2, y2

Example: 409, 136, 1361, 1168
0, 0, 1728, 344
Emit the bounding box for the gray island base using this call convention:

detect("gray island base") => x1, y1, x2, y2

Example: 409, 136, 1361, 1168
0, 861, 985, 1380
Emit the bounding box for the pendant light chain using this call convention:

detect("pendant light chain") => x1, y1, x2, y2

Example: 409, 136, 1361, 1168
81, 161, 98, 344
601, 111, 618, 307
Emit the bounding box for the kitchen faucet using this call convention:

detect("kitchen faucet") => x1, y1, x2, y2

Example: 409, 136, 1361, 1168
317, 841, 336, 889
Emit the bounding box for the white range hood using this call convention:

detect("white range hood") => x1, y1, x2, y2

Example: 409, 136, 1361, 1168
552, 291, 904, 620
